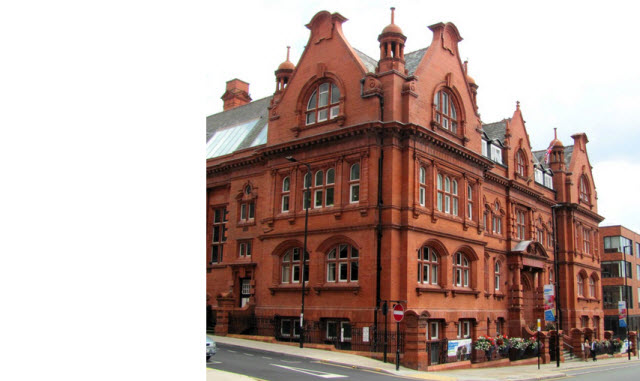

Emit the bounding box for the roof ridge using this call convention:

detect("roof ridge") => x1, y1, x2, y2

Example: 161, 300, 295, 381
207, 95, 272, 118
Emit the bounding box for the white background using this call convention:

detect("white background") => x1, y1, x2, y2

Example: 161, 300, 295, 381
0, 1, 638, 380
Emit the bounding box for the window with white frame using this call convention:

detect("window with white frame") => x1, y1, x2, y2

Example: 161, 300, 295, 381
302, 172, 312, 210
534, 167, 543, 184
482, 140, 488, 157
544, 173, 553, 189
589, 276, 596, 298
311, 168, 335, 209
419, 166, 426, 206
453, 252, 470, 287
238, 241, 252, 257
536, 229, 544, 243
579, 175, 590, 204
326, 244, 359, 283
280, 318, 301, 338
211, 206, 228, 263
418, 246, 439, 285
494, 261, 501, 291
577, 274, 585, 297
281, 176, 290, 212
281, 247, 308, 284
349, 163, 360, 203
549, 269, 554, 284
492, 203, 502, 235
467, 184, 473, 220
515, 150, 526, 177
434, 89, 459, 133
490, 144, 503, 164
516, 210, 526, 240
306, 82, 340, 125
437, 174, 458, 215
457, 320, 471, 338
583, 228, 591, 254
240, 201, 255, 222
429, 321, 439, 340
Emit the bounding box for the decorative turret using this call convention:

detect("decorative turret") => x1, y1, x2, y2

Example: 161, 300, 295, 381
377, 7, 406, 73
275, 46, 295, 93
464, 60, 478, 108
549, 128, 565, 172
221, 79, 252, 111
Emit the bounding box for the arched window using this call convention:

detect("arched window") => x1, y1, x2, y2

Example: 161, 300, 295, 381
306, 82, 340, 125
418, 246, 439, 285
577, 274, 584, 297
281, 176, 290, 212
589, 276, 596, 298
302, 172, 312, 210
492, 202, 502, 235
467, 184, 473, 220
494, 261, 501, 291
326, 244, 358, 282
349, 163, 360, 203
419, 167, 426, 206
281, 247, 309, 284
453, 252, 470, 287
579, 176, 590, 204
516, 150, 526, 177
434, 89, 459, 133
437, 174, 458, 215
516, 210, 526, 240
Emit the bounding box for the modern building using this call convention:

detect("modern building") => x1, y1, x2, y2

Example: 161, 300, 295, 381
600, 225, 640, 337
206, 9, 604, 369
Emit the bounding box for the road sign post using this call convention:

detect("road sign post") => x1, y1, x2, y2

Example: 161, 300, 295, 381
393, 304, 404, 371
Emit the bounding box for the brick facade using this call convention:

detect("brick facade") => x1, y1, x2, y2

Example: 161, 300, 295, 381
206, 9, 604, 369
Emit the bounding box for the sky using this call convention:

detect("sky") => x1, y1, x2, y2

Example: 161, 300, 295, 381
208, 0, 640, 233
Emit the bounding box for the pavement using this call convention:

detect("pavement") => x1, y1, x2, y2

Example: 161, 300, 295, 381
206, 334, 640, 381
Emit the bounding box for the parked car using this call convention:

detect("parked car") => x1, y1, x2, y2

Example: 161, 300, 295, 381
206, 336, 217, 361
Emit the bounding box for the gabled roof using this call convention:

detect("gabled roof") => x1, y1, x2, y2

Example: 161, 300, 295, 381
482, 120, 506, 143
206, 96, 272, 159
405, 47, 428, 76
353, 48, 377, 73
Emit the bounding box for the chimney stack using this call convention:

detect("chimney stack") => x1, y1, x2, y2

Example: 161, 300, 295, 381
221, 79, 252, 111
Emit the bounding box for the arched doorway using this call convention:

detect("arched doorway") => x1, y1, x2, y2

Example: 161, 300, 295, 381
521, 272, 536, 327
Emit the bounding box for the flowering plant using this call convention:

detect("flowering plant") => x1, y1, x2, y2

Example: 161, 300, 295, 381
474, 336, 495, 351
508, 337, 527, 350
495, 334, 509, 351
526, 337, 539, 350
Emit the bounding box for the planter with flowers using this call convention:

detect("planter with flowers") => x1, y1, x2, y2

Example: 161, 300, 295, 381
473, 336, 496, 361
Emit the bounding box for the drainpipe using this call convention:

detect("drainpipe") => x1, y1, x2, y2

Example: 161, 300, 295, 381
374, 93, 384, 351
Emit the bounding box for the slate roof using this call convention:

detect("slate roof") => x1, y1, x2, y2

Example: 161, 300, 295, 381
206, 96, 272, 159
353, 48, 377, 73
482, 120, 507, 143
532, 146, 573, 170
405, 47, 428, 76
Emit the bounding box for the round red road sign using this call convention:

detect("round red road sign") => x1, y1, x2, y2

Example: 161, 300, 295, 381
392, 304, 404, 322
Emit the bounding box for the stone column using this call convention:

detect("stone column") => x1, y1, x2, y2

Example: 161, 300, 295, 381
402, 312, 428, 370
214, 294, 236, 336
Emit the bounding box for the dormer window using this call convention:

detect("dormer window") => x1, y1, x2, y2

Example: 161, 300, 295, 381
481, 140, 488, 157
534, 167, 543, 184
490, 144, 503, 164
306, 82, 340, 125
434, 89, 459, 133
544, 173, 553, 189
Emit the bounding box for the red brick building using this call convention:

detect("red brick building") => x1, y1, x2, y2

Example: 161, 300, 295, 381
206, 9, 604, 368
600, 225, 640, 336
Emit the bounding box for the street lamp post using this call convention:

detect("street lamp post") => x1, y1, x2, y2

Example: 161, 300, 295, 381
623, 245, 631, 360
286, 156, 311, 349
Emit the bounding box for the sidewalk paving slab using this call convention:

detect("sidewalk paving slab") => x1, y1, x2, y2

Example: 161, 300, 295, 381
207, 335, 640, 381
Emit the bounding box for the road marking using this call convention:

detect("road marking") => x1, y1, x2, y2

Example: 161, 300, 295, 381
271, 364, 347, 378
227, 350, 237, 353
244, 353, 254, 356
207, 360, 222, 364
262, 356, 272, 359
281, 359, 302, 363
